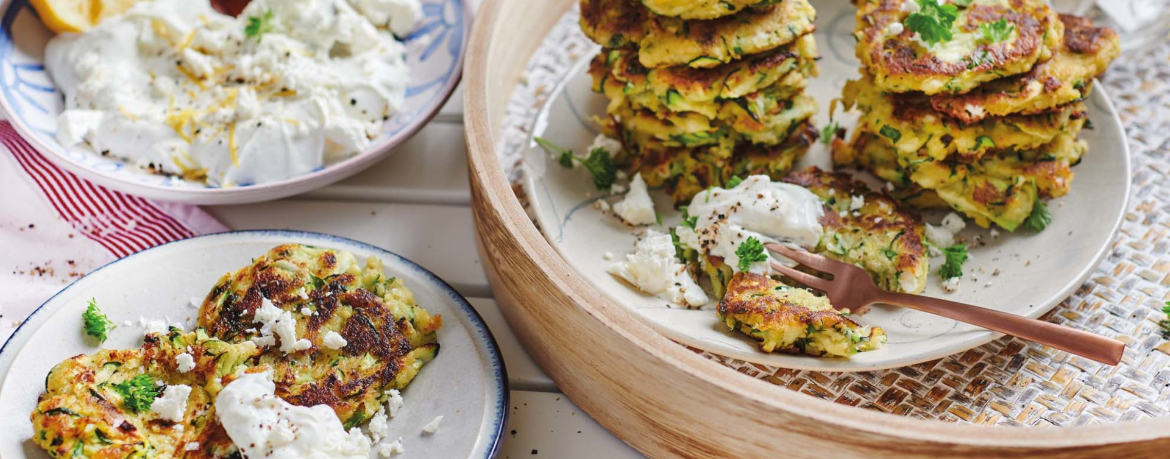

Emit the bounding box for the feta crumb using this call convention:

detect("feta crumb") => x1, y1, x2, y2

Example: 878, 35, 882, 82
185, 442, 200, 451
965, 104, 986, 119
610, 183, 628, 194
942, 277, 961, 292
887, 21, 904, 35
603, 252, 614, 261
297, 287, 309, 299
300, 307, 313, 316
421, 416, 443, 435
898, 271, 919, 293
176, 353, 196, 373
252, 298, 312, 354
139, 317, 170, 336
989, 228, 1000, 239
608, 229, 709, 307
150, 384, 191, 422
367, 408, 391, 442
385, 389, 404, 417
901, 1, 920, 13
587, 134, 622, 158
596, 199, 611, 212
379, 439, 405, 457
322, 331, 348, 350
612, 173, 656, 226
850, 195, 865, 211
925, 212, 967, 249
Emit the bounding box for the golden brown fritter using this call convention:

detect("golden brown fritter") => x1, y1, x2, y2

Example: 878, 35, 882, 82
580, 0, 817, 68
928, 14, 1120, 123
639, 0, 772, 20
718, 272, 886, 356
853, 0, 1063, 95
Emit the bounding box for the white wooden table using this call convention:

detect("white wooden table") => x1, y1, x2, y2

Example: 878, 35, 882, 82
206, 90, 645, 458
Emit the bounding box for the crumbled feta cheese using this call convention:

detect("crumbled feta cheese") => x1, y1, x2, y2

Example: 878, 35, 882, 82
252, 298, 312, 354
150, 384, 191, 423
898, 271, 919, 293
185, 442, 200, 451
608, 230, 709, 307
385, 389, 404, 417
300, 307, 313, 316
964, 104, 986, 119
367, 408, 391, 442
925, 212, 967, 249
850, 195, 865, 211
612, 173, 657, 226
379, 439, 405, 457
297, 287, 309, 299
139, 317, 170, 336
176, 353, 196, 373
596, 199, 611, 212
989, 228, 1000, 239
901, 1, 920, 13
887, 21, 904, 35
322, 331, 348, 350
587, 134, 622, 158
610, 183, 628, 194
421, 416, 443, 435
942, 277, 961, 292
603, 252, 614, 261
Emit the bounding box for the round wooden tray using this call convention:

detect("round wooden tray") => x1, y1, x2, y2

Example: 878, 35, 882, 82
462, 0, 1170, 456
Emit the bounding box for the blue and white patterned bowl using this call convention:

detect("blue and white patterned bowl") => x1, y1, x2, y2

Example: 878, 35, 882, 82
0, 0, 467, 204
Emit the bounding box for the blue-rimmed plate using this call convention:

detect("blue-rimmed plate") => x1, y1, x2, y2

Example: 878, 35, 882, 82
0, 0, 467, 204
0, 230, 508, 459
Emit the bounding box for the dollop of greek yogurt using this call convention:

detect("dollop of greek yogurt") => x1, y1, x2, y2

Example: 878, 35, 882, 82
675, 175, 824, 274
45, 0, 420, 186
216, 371, 372, 459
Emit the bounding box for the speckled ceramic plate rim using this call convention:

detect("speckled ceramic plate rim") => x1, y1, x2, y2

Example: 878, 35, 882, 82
0, 230, 508, 459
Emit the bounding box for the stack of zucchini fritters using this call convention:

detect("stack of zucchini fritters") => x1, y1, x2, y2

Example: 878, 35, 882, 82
833, 0, 1119, 231
580, 0, 821, 206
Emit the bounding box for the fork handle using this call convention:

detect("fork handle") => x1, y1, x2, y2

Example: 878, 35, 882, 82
874, 291, 1125, 365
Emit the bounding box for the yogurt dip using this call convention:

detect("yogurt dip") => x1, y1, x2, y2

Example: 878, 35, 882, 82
45, 0, 421, 186
675, 175, 824, 274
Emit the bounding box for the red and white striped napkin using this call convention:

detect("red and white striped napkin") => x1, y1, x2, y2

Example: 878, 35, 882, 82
0, 121, 228, 344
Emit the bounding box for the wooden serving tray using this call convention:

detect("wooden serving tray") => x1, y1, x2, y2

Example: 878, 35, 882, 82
462, 0, 1170, 456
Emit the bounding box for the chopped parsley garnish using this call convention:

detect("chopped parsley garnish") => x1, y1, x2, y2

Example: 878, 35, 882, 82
534, 137, 617, 190
82, 299, 115, 343
818, 122, 840, 145
111, 374, 163, 413
974, 135, 995, 150
680, 206, 698, 229
735, 237, 769, 272
669, 228, 686, 261
905, 0, 959, 45
726, 175, 744, 188
1022, 199, 1052, 232
938, 243, 968, 279
244, 9, 274, 41
879, 125, 902, 143
882, 247, 898, 260
980, 19, 1014, 43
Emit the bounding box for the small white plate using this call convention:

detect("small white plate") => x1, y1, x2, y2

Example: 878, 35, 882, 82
519, 0, 1131, 372
0, 0, 468, 204
0, 231, 508, 458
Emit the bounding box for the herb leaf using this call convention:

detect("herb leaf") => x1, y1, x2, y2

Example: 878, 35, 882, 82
980, 19, 1014, 44
819, 122, 840, 145
534, 137, 617, 190
680, 206, 698, 229
726, 175, 744, 188
245, 9, 274, 41
669, 228, 686, 262
938, 243, 968, 279
1160, 301, 1170, 338
735, 237, 769, 272
1022, 199, 1052, 232
82, 299, 115, 343
905, 0, 959, 45
111, 374, 163, 413
879, 125, 902, 143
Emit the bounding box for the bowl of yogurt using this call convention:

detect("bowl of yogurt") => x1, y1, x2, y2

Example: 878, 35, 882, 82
0, 0, 467, 204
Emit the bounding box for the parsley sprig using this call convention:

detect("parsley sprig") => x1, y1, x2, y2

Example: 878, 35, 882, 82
534, 137, 617, 190
111, 374, 163, 413
726, 175, 744, 189
938, 243, 969, 279
82, 299, 115, 343
980, 19, 1014, 43
245, 9, 274, 41
735, 237, 770, 272
1160, 301, 1170, 338
905, 0, 959, 45
1022, 199, 1052, 232
680, 206, 698, 229
819, 122, 840, 145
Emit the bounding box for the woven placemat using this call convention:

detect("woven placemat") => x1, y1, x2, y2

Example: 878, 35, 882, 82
497, 6, 1170, 427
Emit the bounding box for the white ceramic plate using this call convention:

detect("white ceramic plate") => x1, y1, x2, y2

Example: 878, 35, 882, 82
0, 0, 468, 204
520, 0, 1131, 372
0, 231, 508, 458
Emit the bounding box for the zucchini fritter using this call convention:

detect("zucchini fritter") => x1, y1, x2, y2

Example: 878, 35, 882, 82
928, 14, 1120, 123
842, 73, 1087, 163
198, 244, 442, 429
638, 0, 772, 20
783, 167, 929, 295
718, 272, 886, 356
608, 93, 816, 151
836, 122, 1086, 230
590, 36, 818, 118
31, 330, 259, 458
854, 0, 1063, 95
580, 0, 816, 68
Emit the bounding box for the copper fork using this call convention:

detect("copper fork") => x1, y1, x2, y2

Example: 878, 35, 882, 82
765, 243, 1125, 365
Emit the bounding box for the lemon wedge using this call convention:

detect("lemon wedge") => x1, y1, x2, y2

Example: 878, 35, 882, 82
30, 0, 143, 33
